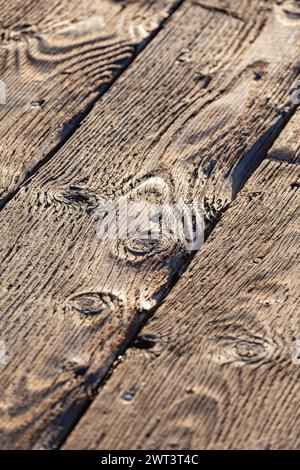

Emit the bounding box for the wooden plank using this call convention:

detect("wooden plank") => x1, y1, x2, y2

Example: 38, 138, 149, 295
64, 108, 300, 450
0, 0, 181, 206
0, 0, 299, 449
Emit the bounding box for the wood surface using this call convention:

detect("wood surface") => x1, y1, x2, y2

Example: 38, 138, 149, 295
0, 0, 180, 206
65, 108, 300, 450
0, 0, 299, 450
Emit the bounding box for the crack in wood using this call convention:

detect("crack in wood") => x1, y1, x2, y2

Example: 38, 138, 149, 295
192, 0, 245, 21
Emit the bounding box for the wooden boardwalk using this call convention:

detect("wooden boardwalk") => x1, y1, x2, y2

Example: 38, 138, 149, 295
0, 0, 299, 449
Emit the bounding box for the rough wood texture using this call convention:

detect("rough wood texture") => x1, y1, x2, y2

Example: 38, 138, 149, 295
65, 108, 300, 451
0, 0, 299, 449
0, 0, 180, 205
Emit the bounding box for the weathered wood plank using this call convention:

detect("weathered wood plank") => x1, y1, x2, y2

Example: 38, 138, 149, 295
0, 0, 181, 206
0, 0, 299, 449
64, 109, 300, 450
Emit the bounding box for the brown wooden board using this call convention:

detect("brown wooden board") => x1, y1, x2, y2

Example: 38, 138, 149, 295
0, 0, 181, 206
0, 0, 299, 449
65, 109, 300, 450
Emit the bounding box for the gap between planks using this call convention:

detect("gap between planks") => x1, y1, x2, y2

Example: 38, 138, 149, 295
59, 104, 298, 449
63, 108, 300, 450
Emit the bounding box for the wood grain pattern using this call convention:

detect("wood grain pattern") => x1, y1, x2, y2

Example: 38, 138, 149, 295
0, 0, 299, 449
0, 0, 181, 205
65, 108, 300, 451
